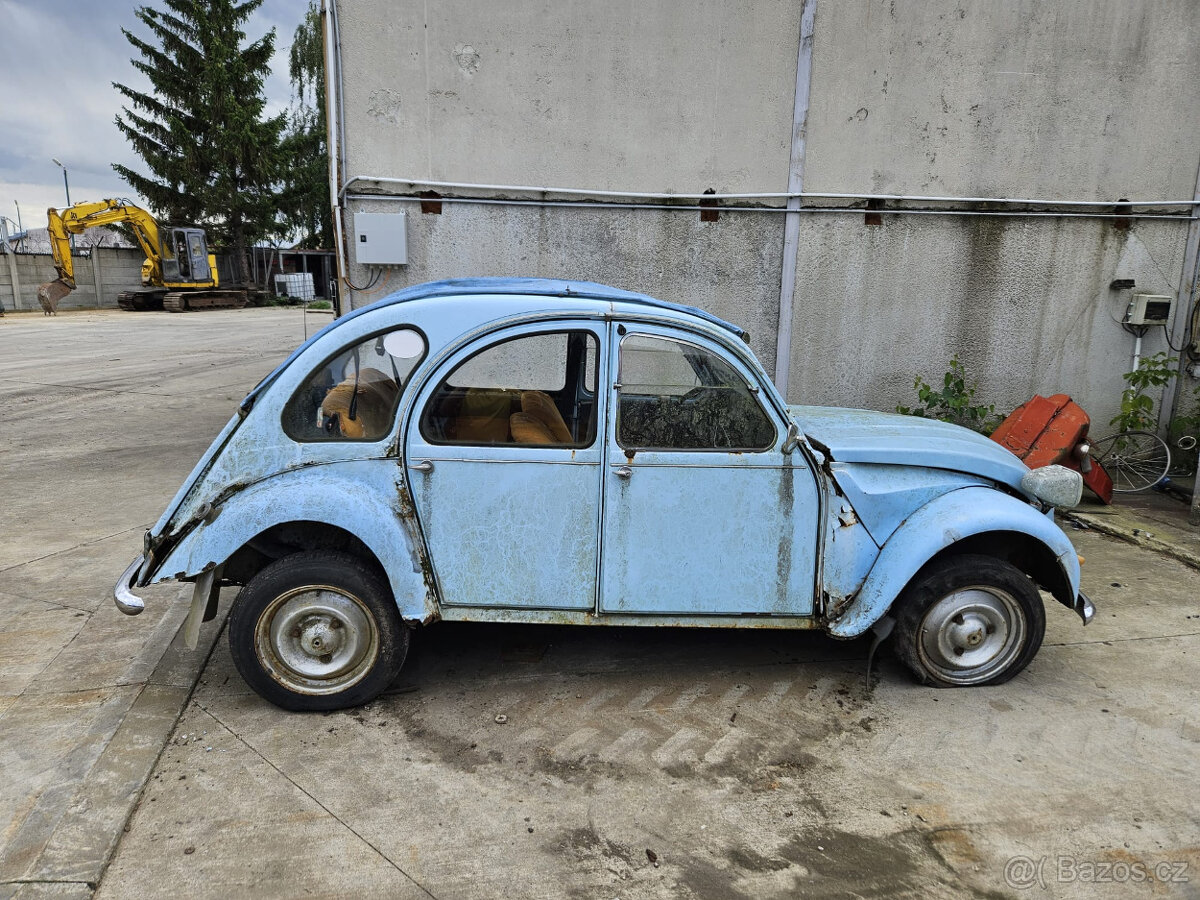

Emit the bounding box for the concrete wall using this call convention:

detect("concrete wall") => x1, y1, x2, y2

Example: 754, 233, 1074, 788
0, 248, 145, 311
333, 0, 1200, 428
338, 0, 801, 193
804, 1, 1200, 200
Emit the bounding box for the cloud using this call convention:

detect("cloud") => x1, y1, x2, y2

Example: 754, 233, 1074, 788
0, 0, 308, 225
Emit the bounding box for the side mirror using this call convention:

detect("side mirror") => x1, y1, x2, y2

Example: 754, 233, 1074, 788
782, 421, 801, 454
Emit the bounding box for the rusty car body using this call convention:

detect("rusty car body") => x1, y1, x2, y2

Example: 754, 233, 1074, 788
115, 278, 1093, 710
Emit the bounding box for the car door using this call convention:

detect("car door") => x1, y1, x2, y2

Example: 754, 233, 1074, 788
186, 230, 210, 283
600, 323, 819, 616
405, 323, 606, 610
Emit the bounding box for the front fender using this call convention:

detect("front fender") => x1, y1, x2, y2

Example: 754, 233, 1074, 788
147, 460, 436, 622
827, 486, 1081, 638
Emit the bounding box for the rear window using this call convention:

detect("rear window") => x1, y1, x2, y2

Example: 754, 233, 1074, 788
282, 328, 426, 442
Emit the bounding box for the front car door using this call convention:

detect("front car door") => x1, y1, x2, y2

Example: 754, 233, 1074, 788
406, 323, 605, 610
601, 323, 820, 617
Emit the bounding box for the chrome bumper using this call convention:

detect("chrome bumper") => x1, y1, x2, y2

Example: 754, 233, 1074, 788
1074, 590, 1095, 625
114, 554, 146, 616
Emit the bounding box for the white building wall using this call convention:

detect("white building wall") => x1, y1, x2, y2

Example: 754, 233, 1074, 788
331, 0, 1200, 427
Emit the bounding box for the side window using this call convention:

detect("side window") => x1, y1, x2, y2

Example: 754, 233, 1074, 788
617, 334, 775, 451
283, 328, 426, 442
421, 331, 598, 447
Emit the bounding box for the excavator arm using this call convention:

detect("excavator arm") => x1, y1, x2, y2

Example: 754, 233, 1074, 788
45, 199, 163, 290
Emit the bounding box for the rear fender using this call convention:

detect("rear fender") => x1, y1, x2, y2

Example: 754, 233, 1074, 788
147, 461, 436, 622
827, 486, 1081, 638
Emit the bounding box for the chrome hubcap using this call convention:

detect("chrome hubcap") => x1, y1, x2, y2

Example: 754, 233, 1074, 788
255, 587, 379, 695
917, 587, 1025, 685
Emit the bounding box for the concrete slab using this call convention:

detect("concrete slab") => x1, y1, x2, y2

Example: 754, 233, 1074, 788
98, 528, 1200, 900
0, 309, 303, 899
1072, 493, 1200, 574
0, 591, 87, 697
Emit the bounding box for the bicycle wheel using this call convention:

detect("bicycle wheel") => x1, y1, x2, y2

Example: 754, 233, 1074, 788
1091, 431, 1171, 492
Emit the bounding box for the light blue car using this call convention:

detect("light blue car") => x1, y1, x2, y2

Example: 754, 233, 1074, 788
115, 278, 1093, 710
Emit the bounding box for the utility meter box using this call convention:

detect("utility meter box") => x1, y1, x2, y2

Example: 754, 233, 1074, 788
353, 212, 408, 265
1124, 292, 1173, 326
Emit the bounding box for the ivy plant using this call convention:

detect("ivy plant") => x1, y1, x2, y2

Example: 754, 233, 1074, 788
896, 355, 1003, 435
1109, 351, 1177, 434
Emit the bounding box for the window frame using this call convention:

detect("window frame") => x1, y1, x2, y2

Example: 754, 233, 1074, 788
614, 330, 778, 453
418, 327, 602, 449
281, 325, 428, 444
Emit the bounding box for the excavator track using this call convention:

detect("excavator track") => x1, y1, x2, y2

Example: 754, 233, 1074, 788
162, 290, 248, 312
117, 289, 166, 311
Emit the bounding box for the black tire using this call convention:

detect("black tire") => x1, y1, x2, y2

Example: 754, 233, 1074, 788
228, 550, 409, 711
892, 554, 1045, 687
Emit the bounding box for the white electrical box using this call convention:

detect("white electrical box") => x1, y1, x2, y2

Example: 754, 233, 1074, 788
353, 212, 408, 265
1124, 292, 1173, 326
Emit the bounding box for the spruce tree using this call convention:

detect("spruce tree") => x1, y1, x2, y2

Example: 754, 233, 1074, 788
113, 0, 284, 283
280, 0, 333, 249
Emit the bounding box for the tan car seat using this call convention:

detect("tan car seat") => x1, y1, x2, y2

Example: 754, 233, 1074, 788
520, 391, 573, 443
320, 373, 399, 439
453, 389, 515, 443
510, 412, 556, 444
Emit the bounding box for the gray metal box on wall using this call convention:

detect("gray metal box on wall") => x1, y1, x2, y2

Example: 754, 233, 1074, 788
353, 212, 408, 265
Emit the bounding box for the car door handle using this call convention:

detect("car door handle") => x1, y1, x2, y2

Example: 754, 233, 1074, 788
614, 466, 633, 480
411, 460, 434, 474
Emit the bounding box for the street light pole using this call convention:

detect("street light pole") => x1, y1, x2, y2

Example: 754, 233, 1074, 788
51, 158, 74, 250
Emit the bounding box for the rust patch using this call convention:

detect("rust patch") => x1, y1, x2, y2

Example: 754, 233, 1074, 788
775, 467, 794, 610
394, 477, 441, 614
864, 197, 884, 227
1112, 198, 1131, 230
419, 190, 442, 214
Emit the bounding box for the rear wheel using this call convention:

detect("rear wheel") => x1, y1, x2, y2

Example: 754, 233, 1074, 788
893, 555, 1045, 687
228, 551, 408, 711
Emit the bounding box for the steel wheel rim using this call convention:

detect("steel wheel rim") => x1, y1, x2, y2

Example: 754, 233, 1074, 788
255, 586, 380, 695
1093, 431, 1170, 492
917, 586, 1026, 685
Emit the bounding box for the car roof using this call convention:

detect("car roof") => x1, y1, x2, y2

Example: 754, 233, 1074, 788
338, 277, 745, 338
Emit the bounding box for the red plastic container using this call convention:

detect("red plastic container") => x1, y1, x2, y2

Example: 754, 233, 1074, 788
990, 394, 1113, 504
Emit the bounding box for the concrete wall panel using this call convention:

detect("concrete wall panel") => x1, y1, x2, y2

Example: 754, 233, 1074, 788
804, 0, 1200, 199
784, 215, 1187, 425
338, 0, 802, 192
0, 249, 146, 311
346, 201, 785, 373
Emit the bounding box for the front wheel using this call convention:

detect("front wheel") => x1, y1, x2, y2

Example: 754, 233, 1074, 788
892, 555, 1045, 687
228, 551, 409, 711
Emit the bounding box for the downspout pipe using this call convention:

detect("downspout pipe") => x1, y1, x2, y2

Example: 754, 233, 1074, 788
774, 0, 816, 396
322, 0, 350, 315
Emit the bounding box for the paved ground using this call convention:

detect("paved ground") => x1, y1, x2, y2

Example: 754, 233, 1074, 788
4, 308, 1199, 899
0, 308, 314, 899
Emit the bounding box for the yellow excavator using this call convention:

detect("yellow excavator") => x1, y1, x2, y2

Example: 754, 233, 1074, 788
37, 199, 247, 313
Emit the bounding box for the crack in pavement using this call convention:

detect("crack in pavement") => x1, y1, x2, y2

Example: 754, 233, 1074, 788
0, 588, 93, 614
0, 525, 149, 576
191, 702, 440, 900
9, 379, 243, 402
1045, 629, 1200, 647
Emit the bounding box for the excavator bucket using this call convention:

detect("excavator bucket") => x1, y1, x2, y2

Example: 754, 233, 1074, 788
36, 278, 72, 315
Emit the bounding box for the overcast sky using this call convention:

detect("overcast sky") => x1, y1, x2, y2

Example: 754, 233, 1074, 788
0, 0, 308, 235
